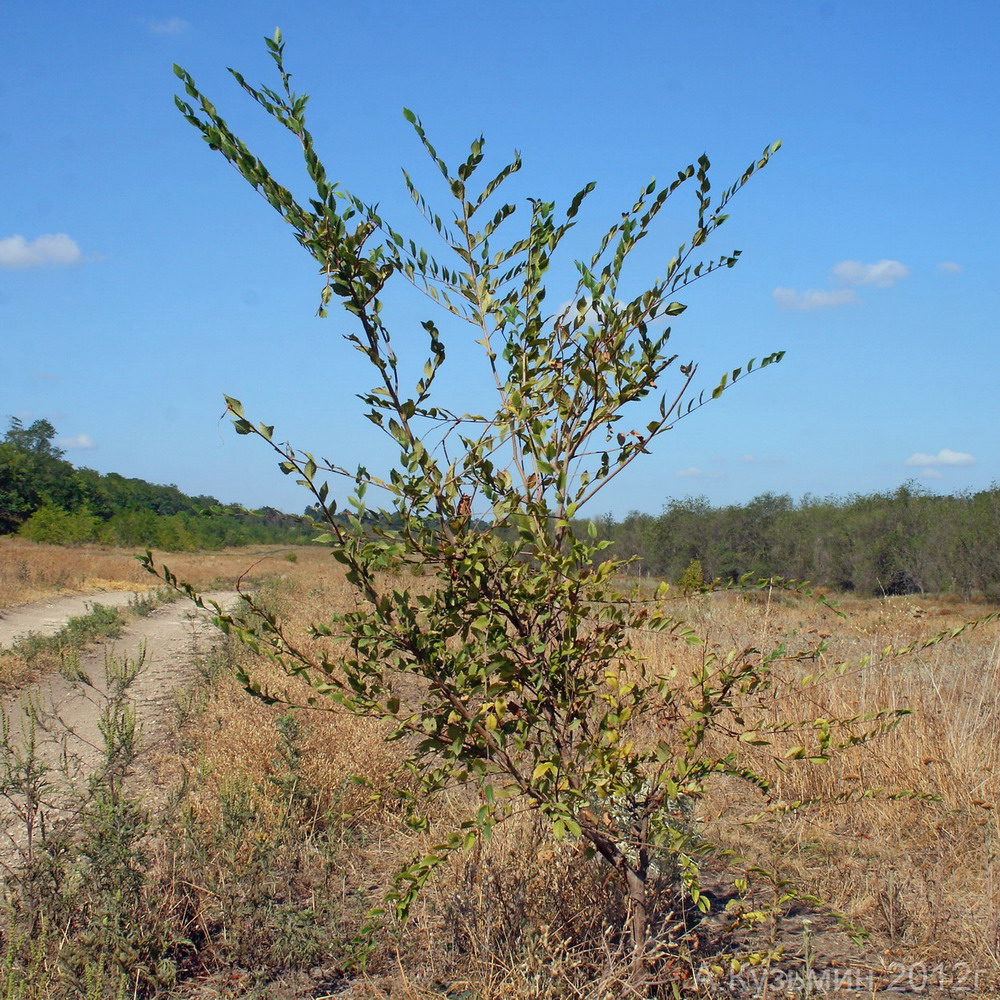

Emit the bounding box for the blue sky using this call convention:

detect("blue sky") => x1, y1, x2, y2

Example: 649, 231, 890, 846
3, 1, 997, 518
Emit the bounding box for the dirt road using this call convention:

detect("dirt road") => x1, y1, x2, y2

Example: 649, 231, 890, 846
0, 590, 152, 647
1, 590, 240, 800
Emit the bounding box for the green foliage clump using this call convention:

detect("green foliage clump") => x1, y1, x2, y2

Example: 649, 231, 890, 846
0, 419, 79, 534
17, 504, 102, 546
677, 558, 706, 595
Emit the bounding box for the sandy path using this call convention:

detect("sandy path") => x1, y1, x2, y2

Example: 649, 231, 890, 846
0, 590, 153, 648
1, 591, 241, 853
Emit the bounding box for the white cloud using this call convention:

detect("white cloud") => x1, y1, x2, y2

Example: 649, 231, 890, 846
741, 454, 781, 464
58, 434, 96, 450
774, 258, 910, 312
937, 261, 963, 274
676, 466, 724, 479
919, 468, 944, 480
149, 16, 190, 34
772, 287, 858, 311
903, 449, 975, 468
0, 233, 83, 269
832, 259, 910, 288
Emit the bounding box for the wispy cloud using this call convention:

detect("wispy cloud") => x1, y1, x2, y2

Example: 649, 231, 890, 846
904, 449, 975, 468
58, 434, 96, 450
772, 287, 857, 311
740, 454, 781, 464
937, 261, 963, 274
676, 466, 725, 479
774, 258, 910, 311
0, 233, 83, 269
832, 259, 910, 288
149, 16, 190, 34
919, 468, 944, 480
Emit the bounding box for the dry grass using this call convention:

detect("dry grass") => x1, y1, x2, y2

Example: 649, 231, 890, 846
178, 567, 1000, 994
4, 540, 999, 996
0, 536, 335, 609
683, 590, 1000, 970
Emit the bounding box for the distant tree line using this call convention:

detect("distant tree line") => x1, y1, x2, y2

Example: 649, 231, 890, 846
6, 418, 995, 588
587, 485, 1000, 598
0, 417, 312, 549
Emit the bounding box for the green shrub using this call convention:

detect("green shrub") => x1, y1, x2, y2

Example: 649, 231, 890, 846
678, 558, 706, 595
18, 505, 101, 546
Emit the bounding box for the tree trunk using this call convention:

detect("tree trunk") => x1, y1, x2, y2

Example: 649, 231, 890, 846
585, 828, 652, 984
624, 866, 650, 976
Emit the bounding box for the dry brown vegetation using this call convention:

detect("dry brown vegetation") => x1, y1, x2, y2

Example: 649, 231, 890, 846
1, 541, 998, 997
164, 558, 1000, 996
0, 536, 309, 608
693, 592, 1000, 971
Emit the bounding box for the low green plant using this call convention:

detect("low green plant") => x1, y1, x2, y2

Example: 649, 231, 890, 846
0, 650, 189, 997
0, 924, 53, 1000
126, 588, 173, 618
2, 605, 126, 689
0, 699, 55, 874
270, 709, 320, 825
678, 558, 707, 596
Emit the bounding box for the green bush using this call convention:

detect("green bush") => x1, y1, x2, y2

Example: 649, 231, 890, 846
18, 505, 101, 546
677, 558, 706, 595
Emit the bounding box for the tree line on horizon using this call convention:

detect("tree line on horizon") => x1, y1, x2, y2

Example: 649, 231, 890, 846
3, 418, 996, 593
588, 484, 1000, 598
0, 417, 312, 549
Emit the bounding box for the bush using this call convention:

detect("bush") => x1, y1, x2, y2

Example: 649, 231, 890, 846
162, 30, 997, 991
18, 505, 101, 546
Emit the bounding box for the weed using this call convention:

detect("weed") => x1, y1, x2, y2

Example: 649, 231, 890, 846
1, 605, 127, 693
126, 588, 174, 618
8, 604, 124, 665
0, 924, 53, 999
0, 702, 54, 873
0, 650, 190, 997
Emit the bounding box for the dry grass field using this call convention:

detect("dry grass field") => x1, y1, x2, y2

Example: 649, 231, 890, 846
0, 536, 305, 608
691, 590, 1000, 980
1, 539, 998, 997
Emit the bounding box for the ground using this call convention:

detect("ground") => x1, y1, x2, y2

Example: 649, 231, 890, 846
0, 541, 997, 998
